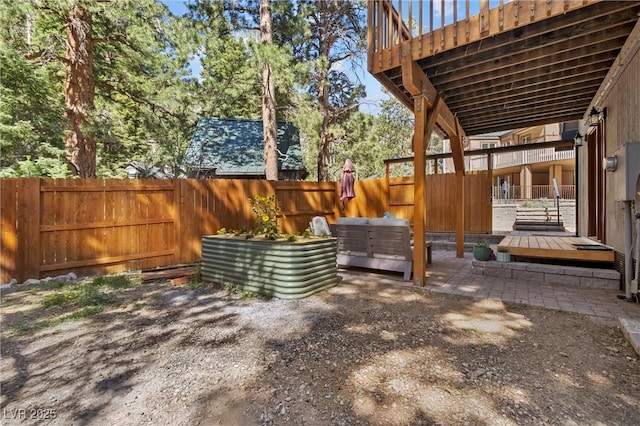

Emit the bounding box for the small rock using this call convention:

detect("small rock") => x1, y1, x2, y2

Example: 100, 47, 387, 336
470, 368, 487, 379
51, 274, 69, 282
67, 272, 78, 280
23, 278, 40, 286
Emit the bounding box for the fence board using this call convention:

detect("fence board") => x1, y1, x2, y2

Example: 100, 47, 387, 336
17, 178, 40, 279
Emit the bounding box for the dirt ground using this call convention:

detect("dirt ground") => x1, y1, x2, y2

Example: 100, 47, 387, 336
1, 273, 639, 426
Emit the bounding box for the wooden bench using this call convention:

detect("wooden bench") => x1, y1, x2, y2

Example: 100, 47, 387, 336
330, 218, 431, 281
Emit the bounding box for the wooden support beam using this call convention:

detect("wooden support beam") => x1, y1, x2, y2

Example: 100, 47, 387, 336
450, 131, 466, 258
400, 54, 466, 142
412, 95, 427, 286
456, 173, 465, 258
401, 55, 468, 275
411, 94, 442, 287
449, 120, 466, 176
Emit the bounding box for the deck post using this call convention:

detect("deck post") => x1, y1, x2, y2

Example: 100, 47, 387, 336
412, 95, 427, 286
402, 55, 437, 286
450, 133, 465, 258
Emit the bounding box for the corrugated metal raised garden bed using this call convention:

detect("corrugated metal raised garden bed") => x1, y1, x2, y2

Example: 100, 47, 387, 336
201, 235, 337, 299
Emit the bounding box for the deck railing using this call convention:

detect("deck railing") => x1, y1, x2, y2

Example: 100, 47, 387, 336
368, 0, 597, 71
466, 146, 575, 171
493, 184, 575, 201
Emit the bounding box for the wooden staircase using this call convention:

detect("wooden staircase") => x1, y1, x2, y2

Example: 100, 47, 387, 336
513, 207, 564, 232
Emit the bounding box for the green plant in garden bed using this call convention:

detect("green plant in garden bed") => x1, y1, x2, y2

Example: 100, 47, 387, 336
249, 194, 284, 240
215, 196, 327, 243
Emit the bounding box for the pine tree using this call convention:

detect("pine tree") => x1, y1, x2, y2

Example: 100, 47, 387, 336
1, 0, 192, 177
294, 0, 366, 182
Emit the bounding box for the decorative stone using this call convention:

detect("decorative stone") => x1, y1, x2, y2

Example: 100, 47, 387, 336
0, 278, 16, 290
23, 278, 41, 286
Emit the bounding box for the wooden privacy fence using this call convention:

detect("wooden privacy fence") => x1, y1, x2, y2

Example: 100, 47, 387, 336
387, 171, 493, 233
1, 174, 491, 283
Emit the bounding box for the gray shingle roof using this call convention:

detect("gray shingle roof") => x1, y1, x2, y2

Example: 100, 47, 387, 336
184, 118, 305, 176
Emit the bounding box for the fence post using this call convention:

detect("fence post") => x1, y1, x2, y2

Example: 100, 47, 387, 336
1, 179, 17, 283
173, 179, 183, 265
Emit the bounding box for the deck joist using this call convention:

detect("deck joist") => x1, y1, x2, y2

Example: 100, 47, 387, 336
498, 235, 615, 263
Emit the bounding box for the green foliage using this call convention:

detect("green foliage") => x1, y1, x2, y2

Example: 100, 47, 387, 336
520, 199, 551, 208
221, 283, 260, 300
0, 37, 65, 174
42, 292, 74, 307
292, 0, 367, 180
0, 0, 197, 177
41, 282, 117, 308
249, 195, 284, 239
475, 239, 490, 248
0, 0, 397, 179
40, 274, 132, 309
91, 275, 134, 289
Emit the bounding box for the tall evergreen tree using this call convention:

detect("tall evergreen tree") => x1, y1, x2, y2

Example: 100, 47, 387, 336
1, 0, 192, 177
258, 0, 277, 180
294, 0, 366, 181
222, 0, 300, 181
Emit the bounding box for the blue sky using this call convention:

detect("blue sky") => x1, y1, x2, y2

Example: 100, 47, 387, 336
163, 0, 388, 115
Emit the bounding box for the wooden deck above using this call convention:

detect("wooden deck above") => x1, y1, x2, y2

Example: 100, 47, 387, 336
498, 235, 615, 263
368, 0, 640, 136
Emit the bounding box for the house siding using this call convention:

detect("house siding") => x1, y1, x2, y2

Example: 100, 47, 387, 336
579, 40, 640, 252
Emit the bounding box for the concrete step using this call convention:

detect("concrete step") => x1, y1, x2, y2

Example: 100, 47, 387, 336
431, 241, 476, 252
513, 223, 565, 232
471, 260, 620, 290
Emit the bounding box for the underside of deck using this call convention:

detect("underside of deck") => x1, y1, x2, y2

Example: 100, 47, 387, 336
369, 0, 640, 136
498, 235, 615, 263
367, 0, 639, 285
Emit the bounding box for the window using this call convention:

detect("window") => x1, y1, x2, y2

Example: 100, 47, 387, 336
481, 142, 496, 149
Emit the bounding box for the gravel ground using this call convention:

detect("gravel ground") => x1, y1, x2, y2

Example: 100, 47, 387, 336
1, 272, 638, 426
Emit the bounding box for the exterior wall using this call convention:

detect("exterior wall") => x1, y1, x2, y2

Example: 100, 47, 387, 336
579, 39, 640, 252
532, 173, 547, 185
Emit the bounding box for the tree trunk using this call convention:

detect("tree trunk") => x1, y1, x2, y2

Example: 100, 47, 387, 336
260, 0, 278, 181
316, 63, 331, 182
64, 5, 96, 178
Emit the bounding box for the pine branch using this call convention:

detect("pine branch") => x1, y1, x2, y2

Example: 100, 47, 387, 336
24, 49, 69, 65
93, 34, 136, 51
96, 81, 181, 120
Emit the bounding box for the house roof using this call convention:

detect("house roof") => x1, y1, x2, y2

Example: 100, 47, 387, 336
184, 118, 306, 176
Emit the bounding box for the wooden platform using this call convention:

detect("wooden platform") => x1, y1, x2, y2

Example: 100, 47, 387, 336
498, 235, 615, 263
